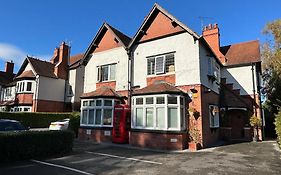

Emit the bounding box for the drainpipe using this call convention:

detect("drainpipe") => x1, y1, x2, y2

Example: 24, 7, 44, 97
126, 48, 132, 108
251, 63, 257, 116
255, 63, 264, 140
34, 75, 40, 112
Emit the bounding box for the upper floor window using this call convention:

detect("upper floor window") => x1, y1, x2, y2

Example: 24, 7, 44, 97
147, 53, 175, 75
207, 57, 221, 83
5, 87, 12, 97
16, 81, 33, 93
97, 64, 116, 82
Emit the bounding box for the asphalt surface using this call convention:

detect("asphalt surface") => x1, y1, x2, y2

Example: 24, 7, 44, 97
1, 140, 281, 175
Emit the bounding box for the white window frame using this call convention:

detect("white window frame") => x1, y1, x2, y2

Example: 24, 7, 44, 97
147, 53, 175, 76
16, 80, 34, 93
132, 94, 185, 131
207, 57, 221, 83
97, 63, 117, 82
80, 98, 116, 127
209, 105, 220, 128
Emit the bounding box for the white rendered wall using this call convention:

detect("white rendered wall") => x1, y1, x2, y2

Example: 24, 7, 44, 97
199, 44, 220, 94
221, 65, 257, 95
37, 76, 65, 102
67, 66, 85, 103
74, 66, 85, 102
24, 63, 35, 73
132, 32, 200, 88
84, 47, 128, 93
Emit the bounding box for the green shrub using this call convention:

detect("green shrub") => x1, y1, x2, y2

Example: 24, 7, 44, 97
0, 112, 80, 135
69, 112, 80, 137
275, 110, 281, 147
0, 130, 74, 162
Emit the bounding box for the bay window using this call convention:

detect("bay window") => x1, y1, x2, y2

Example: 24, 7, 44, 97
81, 98, 117, 127
132, 94, 185, 131
16, 81, 34, 93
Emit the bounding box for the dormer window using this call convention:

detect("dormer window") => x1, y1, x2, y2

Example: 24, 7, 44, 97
147, 53, 175, 75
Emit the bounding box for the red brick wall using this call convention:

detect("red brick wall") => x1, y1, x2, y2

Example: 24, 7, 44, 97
96, 81, 116, 89
130, 131, 188, 150
177, 84, 220, 148
147, 74, 175, 85
78, 128, 112, 143
200, 85, 220, 147
33, 99, 64, 112
16, 94, 33, 105
140, 11, 184, 42
94, 29, 122, 53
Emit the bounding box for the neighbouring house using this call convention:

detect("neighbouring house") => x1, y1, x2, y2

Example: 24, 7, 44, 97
78, 22, 131, 142
0, 61, 16, 111
81, 4, 262, 150
65, 53, 85, 111
0, 42, 85, 113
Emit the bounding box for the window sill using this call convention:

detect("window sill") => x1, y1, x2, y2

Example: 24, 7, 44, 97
131, 128, 186, 134
146, 72, 175, 78
80, 125, 113, 130
16, 92, 34, 94
96, 80, 116, 83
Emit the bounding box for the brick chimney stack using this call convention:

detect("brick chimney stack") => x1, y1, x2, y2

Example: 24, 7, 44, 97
5, 61, 14, 74
202, 23, 225, 63
54, 42, 70, 80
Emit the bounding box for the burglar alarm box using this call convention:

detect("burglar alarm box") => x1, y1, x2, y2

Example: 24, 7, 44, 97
112, 104, 131, 143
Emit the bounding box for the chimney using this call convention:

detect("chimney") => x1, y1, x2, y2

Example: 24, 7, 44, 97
50, 47, 59, 64
202, 23, 225, 63
54, 42, 70, 80
5, 61, 14, 74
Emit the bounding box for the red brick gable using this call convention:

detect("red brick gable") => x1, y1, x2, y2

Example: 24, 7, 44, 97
139, 11, 185, 42
93, 28, 123, 53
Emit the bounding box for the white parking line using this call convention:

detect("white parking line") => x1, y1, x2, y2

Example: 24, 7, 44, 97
85, 151, 162, 165
31, 160, 95, 175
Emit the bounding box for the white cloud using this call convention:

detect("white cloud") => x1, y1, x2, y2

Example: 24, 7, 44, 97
0, 43, 26, 66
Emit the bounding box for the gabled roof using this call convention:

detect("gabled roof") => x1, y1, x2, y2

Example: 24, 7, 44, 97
82, 23, 131, 65
129, 3, 200, 48
16, 56, 57, 79
81, 86, 125, 99
0, 71, 15, 86
133, 81, 188, 96
220, 40, 260, 66
16, 70, 35, 79
69, 53, 84, 69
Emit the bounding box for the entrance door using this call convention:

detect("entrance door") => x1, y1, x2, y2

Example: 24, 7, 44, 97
229, 109, 246, 139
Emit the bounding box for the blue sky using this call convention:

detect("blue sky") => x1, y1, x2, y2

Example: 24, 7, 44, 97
0, 0, 280, 72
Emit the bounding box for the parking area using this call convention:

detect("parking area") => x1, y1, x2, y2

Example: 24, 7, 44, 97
1, 140, 281, 175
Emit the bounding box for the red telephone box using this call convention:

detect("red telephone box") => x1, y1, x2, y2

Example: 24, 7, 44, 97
112, 104, 131, 143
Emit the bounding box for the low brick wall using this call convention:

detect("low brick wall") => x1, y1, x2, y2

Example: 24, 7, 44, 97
130, 130, 188, 150
78, 127, 112, 143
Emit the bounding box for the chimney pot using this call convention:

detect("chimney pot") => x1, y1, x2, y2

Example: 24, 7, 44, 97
208, 24, 212, 29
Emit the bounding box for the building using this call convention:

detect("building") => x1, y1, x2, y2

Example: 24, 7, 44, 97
78, 3, 262, 150
0, 61, 16, 111
78, 22, 131, 141
0, 42, 84, 112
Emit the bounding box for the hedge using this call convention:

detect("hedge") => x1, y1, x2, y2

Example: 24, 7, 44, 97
275, 110, 281, 148
0, 130, 74, 162
0, 112, 80, 136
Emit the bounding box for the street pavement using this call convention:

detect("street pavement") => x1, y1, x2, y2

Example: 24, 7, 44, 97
1, 140, 280, 175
